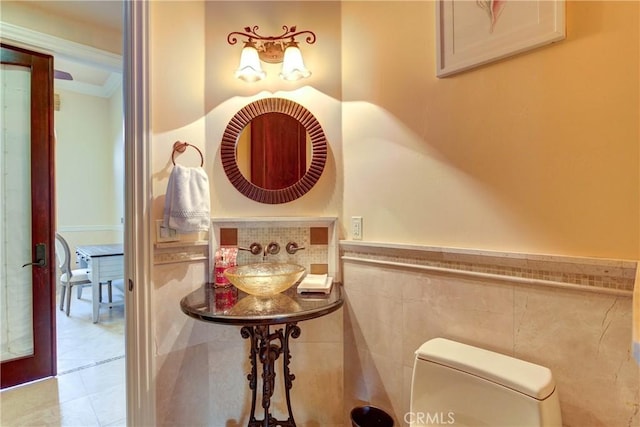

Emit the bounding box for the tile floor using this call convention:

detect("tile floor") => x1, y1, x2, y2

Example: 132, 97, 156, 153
1, 286, 125, 426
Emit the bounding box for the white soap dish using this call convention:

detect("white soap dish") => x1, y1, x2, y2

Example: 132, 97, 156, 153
297, 273, 333, 294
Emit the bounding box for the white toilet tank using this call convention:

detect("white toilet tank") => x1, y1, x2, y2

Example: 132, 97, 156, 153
410, 338, 562, 427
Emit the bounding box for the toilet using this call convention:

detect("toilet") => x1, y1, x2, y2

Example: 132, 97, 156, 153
410, 338, 562, 426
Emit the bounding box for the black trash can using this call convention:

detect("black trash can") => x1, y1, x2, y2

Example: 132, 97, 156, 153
350, 405, 394, 427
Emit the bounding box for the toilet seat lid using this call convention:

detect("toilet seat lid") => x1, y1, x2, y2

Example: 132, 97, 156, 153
415, 338, 556, 400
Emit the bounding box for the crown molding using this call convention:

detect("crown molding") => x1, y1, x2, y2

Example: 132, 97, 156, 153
1, 21, 122, 98
1, 21, 122, 70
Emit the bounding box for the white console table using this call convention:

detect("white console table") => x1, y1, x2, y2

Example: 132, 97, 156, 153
76, 244, 124, 323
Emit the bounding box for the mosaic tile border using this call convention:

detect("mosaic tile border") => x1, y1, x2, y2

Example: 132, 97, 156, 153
340, 241, 636, 295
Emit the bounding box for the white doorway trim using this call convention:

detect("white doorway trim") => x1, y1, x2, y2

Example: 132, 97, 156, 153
123, 1, 155, 425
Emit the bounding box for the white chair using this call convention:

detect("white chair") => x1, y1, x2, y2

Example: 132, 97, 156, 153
55, 233, 111, 316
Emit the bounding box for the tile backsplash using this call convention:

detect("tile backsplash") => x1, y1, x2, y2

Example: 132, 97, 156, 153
209, 217, 338, 282
222, 226, 329, 272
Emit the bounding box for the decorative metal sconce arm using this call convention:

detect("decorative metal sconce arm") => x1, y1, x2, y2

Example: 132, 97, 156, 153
228, 25, 316, 65
227, 25, 316, 46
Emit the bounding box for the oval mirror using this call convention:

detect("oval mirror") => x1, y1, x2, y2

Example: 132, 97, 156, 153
221, 98, 327, 204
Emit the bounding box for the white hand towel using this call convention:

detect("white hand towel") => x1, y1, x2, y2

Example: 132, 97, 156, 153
163, 165, 210, 233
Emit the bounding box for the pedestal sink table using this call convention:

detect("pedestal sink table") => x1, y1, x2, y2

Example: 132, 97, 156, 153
180, 282, 343, 427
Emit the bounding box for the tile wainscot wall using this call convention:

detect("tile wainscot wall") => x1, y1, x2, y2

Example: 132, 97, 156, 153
155, 216, 637, 426
341, 241, 638, 427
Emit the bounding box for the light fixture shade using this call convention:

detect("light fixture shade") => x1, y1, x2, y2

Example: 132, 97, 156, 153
279, 42, 311, 81
234, 42, 266, 82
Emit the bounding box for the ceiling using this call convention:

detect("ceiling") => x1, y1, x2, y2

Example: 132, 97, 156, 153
54, 56, 122, 98
24, 1, 124, 97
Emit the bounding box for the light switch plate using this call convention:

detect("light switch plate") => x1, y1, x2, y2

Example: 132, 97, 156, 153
155, 219, 180, 243
351, 216, 363, 240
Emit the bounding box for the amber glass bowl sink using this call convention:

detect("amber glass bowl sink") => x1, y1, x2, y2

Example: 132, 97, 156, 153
223, 263, 305, 297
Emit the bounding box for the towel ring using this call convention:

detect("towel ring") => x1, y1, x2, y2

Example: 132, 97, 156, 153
172, 141, 204, 167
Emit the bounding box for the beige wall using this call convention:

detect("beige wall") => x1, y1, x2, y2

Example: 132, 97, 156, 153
149, 2, 345, 423
203, 1, 342, 218
54, 89, 118, 227
54, 88, 123, 257
342, 251, 638, 426
148, 1, 639, 425
342, 1, 639, 260
10, 0, 637, 424
150, 1, 640, 261
149, 0, 343, 231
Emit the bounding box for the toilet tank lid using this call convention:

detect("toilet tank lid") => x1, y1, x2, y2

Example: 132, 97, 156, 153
415, 338, 556, 400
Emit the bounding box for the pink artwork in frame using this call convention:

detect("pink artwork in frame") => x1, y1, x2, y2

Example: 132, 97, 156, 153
436, 0, 566, 77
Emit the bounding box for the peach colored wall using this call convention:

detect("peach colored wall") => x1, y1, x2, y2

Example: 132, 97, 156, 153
202, 1, 343, 218
150, 0, 640, 267
54, 89, 123, 259
149, 2, 345, 424
341, 1, 639, 260
150, 1, 342, 224
148, 1, 639, 424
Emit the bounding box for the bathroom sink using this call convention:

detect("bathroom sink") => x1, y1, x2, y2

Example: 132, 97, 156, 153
223, 263, 305, 297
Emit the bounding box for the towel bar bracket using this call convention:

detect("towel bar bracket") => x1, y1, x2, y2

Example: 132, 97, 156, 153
172, 141, 204, 167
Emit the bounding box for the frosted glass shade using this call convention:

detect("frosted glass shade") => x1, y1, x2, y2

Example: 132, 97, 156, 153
234, 43, 266, 82
279, 43, 311, 81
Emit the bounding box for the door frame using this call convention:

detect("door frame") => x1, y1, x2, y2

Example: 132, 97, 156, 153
1, 5, 156, 423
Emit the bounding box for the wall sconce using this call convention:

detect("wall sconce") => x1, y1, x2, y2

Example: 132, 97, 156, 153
227, 25, 316, 82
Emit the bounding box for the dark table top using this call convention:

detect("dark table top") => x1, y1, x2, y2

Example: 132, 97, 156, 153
180, 283, 343, 326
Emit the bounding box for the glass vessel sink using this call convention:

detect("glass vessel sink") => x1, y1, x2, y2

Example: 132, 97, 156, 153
224, 263, 305, 296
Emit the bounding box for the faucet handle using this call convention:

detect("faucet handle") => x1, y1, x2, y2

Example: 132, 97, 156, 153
265, 242, 280, 256
238, 242, 262, 255
285, 241, 306, 254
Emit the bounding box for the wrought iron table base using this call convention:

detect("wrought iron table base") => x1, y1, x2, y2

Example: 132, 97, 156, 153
241, 323, 301, 427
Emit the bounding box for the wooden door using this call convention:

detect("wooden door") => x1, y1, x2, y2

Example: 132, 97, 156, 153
250, 112, 306, 190
1, 44, 56, 389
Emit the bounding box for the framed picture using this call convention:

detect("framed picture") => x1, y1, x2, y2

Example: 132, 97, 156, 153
436, 0, 566, 77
